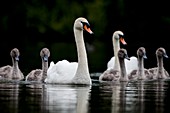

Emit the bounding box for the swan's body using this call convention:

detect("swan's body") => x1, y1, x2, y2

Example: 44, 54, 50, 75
107, 31, 138, 75
0, 48, 24, 80
45, 17, 93, 85
99, 48, 130, 82
25, 48, 50, 82
148, 47, 169, 79
128, 47, 151, 80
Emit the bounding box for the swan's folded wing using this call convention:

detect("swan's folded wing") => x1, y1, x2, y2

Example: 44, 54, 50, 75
125, 56, 138, 75
107, 57, 115, 69
46, 60, 78, 83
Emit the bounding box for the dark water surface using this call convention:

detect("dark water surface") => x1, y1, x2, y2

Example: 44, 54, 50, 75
1, 76, 170, 113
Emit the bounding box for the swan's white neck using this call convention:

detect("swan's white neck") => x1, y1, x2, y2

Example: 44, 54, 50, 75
72, 28, 91, 85
113, 38, 120, 70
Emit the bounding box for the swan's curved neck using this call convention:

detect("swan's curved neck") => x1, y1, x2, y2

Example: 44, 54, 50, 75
113, 38, 120, 70
72, 28, 91, 84
75, 29, 89, 72
138, 57, 145, 76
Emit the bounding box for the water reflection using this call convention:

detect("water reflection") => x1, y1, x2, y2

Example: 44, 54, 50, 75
0, 82, 91, 113
0, 79, 170, 113
0, 83, 19, 113
91, 79, 170, 113
44, 84, 91, 113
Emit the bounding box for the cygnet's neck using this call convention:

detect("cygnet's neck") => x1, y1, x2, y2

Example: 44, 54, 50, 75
119, 58, 127, 78
157, 56, 165, 75
113, 38, 120, 70
12, 58, 20, 79
138, 56, 145, 77
72, 28, 91, 84
42, 60, 48, 81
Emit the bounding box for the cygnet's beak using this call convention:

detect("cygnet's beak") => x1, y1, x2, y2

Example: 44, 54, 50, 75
43, 55, 48, 62
163, 53, 169, 58
15, 56, 19, 61
143, 54, 147, 59
125, 54, 130, 60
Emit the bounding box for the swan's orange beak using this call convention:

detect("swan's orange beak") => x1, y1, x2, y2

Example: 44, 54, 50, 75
84, 25, 93, 34
120, 37, 127, 45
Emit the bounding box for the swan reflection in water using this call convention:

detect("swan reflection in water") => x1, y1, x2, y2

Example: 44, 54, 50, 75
0, 83, 19, 113
0, 82, 91, 113
25, 84, 91, 113
44, 84, 91, 113
98, 79, 170, 113
0, 79, 170, 113
119, 80, 168, 113
125, 80, 169, 113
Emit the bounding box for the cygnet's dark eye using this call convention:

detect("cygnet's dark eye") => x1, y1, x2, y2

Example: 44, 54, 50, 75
160, 49, 164, 53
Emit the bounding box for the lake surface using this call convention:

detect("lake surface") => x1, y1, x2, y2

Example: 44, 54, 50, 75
1, 74, 170, 113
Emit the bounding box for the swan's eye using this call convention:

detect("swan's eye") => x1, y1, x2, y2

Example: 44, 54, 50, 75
118, 34, 124, 38
81, 21, 90, 28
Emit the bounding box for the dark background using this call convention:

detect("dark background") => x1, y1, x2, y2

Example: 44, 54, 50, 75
0, 0, 170, 76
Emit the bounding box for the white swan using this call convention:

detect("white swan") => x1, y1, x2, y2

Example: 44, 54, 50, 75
99, 48, 130, 82
107, 31, 138, 75
45, 17, 93, 85
128, 47, 151, 80
148, 47, 169, 79
25, 48, 50, 82
0, 48, 24, 80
